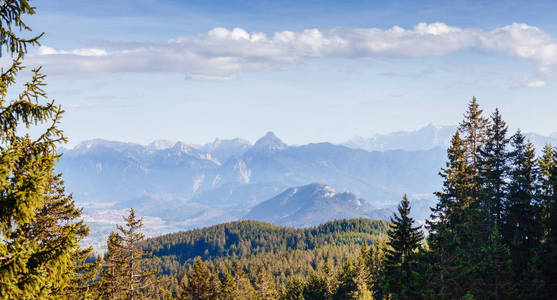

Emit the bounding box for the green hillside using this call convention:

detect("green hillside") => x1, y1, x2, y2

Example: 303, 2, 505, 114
143, 218, 389, 266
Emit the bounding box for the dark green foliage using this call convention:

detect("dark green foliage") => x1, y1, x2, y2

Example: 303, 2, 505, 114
424, 99, 516, 299
303, 272, 331, 300
218, 270, 241, 300
98, 209, 160, 300
479, 109, 509, 228
426, 131, 476, 298
280, 277, 305, 300
142, 219, 388, 300
181, 257, 215, 300
333, 259, 373, 300
501, 132, 538, 296
535, 145, 557, 297
0, 2, 94, 298
382, 195, 423, 300
143, 218, 389, 270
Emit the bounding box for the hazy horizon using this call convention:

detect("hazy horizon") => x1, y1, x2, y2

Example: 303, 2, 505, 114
15, 0, 557, 148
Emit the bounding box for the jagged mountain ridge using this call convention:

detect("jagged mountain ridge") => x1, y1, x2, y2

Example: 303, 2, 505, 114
344, 123, 557, 152
58, 126, 557, 248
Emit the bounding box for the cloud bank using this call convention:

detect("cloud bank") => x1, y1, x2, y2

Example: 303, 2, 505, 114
26, 22, 557, 81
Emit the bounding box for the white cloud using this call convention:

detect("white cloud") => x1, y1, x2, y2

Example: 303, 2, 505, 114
37, 46, 107, 57
511, 78, 548, 88
527, 80, 547, 87
24, 22, 557, 80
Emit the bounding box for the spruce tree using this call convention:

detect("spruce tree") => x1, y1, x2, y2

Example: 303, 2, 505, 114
501, 131, 538, 297
256, 267, 278, 300
479, 108, 509, 228
426, 132, 475, 299
99, 209, 159, 300
181, 257, 215, 300
218, 270, 241, 300
303, 272, 331, 300
383, 194, 423, 300
1, 2, 92, 298
459, 97, 489, 191
360, 242, 385, 299
280, 277, 305, 300
333, 259, 372, 300
27, 175, 98, 299
476, 109, 513, 300
233, 264, 257, 300
425, 99, 494, 299
536, 145, 557, 297
99, 232, 126, 299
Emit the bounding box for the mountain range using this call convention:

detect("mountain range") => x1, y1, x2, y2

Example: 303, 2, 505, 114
344, 123, 557, 152
245, 183, 392, 227
57, 124, 557, 248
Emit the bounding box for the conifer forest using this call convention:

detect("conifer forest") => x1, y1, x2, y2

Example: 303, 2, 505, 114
1, 1, 557, 299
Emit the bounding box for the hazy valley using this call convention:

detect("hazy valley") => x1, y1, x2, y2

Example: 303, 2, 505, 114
57, 124, 557, 248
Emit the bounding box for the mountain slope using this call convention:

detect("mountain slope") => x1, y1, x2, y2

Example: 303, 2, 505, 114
245, 183, 391, 226
143, 218, 389, 265
57, 133, 445, 247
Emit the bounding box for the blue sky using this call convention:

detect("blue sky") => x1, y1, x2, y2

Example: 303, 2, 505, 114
12, 0, 557, 146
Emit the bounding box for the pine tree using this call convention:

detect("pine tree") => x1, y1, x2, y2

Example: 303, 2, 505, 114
425, 99, 495, 299
383, 194, 423, 300
479, 108, 509, 228
476, 109, 513, 300
181, 257, 215, 300
360, 242, 385, 299
99, 232, 125, 299
501, 131, 538, 297
536, 144, 557, 297
280, 277, 305, 300
0, 1, 89, 298
426, 131, 476, 299
29, 175, 98, 299
333, 259, 372, 300
303, 272, 331, 300
233, 264, 257, 300
218, 270, 241, 300
256, 267, 278, 300
477, 225, 513, 300
99, 209, 159, 300
458, 97, 490, 250
459, 97, 489, 179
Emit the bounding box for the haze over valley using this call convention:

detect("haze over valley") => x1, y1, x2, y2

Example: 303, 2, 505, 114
58, 124, 557, 247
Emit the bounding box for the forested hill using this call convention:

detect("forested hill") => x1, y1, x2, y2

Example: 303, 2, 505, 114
142, 218, 389, 264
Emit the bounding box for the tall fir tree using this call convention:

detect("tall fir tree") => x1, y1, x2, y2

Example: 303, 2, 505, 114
218, 270, 242, 300
536, 144, 557, 297
256, 266, 278, 300
303, 271, 331, 300
181, 257, 215, 300
458, 97, 490, 191
99, 232, 125, 299
383, 194, 423, 300
0, 1, 92, 298
26, 175, 98, 299
99, 209, 159, 300
360, 242, 386, 299
479, 108, 510, 228
428, 98, 491, 299
426, 132, 475, 299
476, 109, 513, 300
280, 277, 305, 300
501, 131, 538, 298
333, 259, 373, 300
